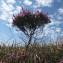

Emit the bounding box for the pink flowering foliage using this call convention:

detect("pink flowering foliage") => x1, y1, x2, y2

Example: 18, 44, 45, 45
13, 8, 51, 35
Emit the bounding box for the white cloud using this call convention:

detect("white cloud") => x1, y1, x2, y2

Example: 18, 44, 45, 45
32, 5, 38, 9
48, 11, 63, 26
0, 0, 15, 23
56, 28, 61, 33
58, 8, 63, 15
36, 0, 53, 7
0, 12, 9, 20
0, 0, 23, 27
13, 6, 22, 14
23, 0, 32, 6
1, 1, 12, 12
5, 0, 16, 4
43, 27, 61, 42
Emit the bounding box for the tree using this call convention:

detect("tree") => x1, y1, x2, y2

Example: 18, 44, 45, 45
12, 8, 51, 49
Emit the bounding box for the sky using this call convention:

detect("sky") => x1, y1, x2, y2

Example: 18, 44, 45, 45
0, 0, 63, 44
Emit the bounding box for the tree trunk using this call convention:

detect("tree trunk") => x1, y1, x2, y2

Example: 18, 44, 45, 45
26, 33, 33, 50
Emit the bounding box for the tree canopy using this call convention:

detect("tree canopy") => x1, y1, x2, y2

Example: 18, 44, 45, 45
12, 8, 51, 47
13, 8, 50, 36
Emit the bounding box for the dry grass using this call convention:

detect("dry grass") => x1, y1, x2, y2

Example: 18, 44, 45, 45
0, 42, 63, 63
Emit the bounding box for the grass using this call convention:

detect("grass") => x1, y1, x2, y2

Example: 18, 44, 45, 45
0, 42, 63, 63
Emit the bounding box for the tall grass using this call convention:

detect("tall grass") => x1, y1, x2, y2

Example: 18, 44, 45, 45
0, 42, 63, 63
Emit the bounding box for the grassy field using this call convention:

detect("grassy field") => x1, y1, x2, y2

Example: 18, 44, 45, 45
0, 42, 63, 63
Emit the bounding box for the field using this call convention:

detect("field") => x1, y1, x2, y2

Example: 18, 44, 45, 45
0, 42, 63, 63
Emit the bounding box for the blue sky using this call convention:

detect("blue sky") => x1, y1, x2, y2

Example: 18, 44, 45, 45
0, 0, 63, 44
